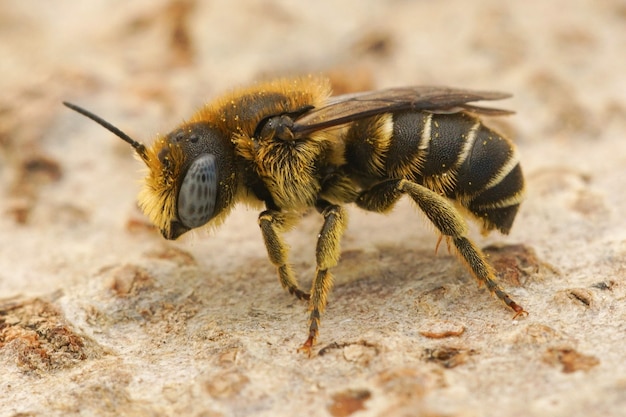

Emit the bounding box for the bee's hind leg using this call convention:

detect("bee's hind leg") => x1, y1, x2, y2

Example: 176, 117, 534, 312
355, 178, 526, 317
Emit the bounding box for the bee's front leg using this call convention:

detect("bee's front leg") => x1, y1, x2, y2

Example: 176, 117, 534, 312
298, 201, 348, 356
258, 210, 310, 301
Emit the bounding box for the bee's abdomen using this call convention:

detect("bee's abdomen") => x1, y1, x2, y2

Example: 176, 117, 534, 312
344, 111, 524, 234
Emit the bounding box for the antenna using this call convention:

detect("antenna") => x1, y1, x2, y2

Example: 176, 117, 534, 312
63, 102, 148, 161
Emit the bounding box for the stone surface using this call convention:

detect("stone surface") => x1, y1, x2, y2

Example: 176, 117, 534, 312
1, 1, 625, 416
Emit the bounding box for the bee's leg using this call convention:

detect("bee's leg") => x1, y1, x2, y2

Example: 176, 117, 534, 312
258, 210, 310, 301
298, 200, 347, 356
356, 179, 526, 317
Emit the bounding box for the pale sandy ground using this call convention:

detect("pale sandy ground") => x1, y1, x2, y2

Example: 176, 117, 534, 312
1, 1, 625, 416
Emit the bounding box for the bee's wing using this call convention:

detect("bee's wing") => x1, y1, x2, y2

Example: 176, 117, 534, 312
291, 86, 513, 138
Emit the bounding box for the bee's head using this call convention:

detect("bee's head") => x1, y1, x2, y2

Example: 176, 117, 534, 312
63, 103, 238, 240
141, 123, 238, 239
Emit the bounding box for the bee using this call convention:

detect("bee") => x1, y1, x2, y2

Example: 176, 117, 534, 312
64, 76, 526, 355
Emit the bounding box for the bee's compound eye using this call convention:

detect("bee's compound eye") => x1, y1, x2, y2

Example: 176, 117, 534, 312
177, 154, 218, 229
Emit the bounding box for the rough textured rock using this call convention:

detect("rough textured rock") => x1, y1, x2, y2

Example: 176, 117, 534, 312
1, 1, 625, 416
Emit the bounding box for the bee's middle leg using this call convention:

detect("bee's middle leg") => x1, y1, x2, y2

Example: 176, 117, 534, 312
258, 210, 309, 301
298, 200, 347, 355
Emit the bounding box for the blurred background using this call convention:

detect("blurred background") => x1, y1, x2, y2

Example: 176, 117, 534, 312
1, 1, 625, 416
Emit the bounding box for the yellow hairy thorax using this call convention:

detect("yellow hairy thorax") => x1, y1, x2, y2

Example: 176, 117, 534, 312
136, 76, 333, 234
